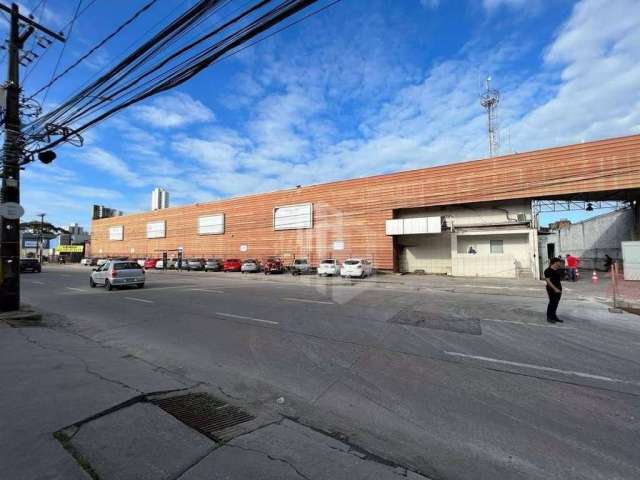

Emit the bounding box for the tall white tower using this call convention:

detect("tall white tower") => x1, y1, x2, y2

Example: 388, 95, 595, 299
151, 188, 169, 210
480, 76, 500, 157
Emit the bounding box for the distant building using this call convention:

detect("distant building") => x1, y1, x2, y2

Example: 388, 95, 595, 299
549, 219, 572, 230
151, 188, 169, 211
59, 223, 90, 245
93, 204, 123, 220
539, 209, 633, 270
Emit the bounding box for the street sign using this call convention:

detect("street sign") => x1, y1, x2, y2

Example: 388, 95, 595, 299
0, 202, 24, 219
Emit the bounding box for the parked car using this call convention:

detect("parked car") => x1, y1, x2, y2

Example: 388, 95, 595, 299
144, 258, 159, 269
20, 258, 41, 273
317, 259, 340, 276
80, 258, 91, 266
187, 258, 205, 271
263, 257, 285, 274
90, 260, 145, 290
136, 258, 146, 267
204, 258, 222, 272
96, 258, 108, 267
223, 258, 242, 272
290, 258, 313, 275
155, 258, 176, 269
241, 259, 260, 273
340, 258, 373, 278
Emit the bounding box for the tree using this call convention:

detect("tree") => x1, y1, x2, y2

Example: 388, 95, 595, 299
20, 221, 69, 238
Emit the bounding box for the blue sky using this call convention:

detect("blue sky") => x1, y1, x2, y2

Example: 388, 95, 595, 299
8, 0, 640, 229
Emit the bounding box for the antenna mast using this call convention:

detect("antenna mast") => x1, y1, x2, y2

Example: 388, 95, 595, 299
480, 76, 500, 157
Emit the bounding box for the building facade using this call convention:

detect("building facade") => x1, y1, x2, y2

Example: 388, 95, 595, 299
151, 188, 169, 211
91, 135, 640, 278
539, 208, 634, 271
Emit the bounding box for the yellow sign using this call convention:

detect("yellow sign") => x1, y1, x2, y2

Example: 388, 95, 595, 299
56, 245, 84, 253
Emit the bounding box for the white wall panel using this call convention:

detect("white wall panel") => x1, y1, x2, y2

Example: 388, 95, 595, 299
274, 203, 312, 230
146, 221, 165, 239
108, 225, 123, 241
198, 214, 224, 235
385, 219, 403, 235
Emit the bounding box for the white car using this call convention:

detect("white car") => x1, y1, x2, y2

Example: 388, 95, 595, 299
96, 258, 108, 267
155, 258, 176, 269
340, 258, 373, 278
80, 258, 91, 266
90, 260, 145, 291
136, 259, 146, 267
318, 259, 340, 276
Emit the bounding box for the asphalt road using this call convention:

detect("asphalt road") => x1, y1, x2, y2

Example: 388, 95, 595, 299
22, 265, 640, 480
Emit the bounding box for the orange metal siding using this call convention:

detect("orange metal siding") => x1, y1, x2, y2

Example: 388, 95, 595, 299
91, 134, 640, 269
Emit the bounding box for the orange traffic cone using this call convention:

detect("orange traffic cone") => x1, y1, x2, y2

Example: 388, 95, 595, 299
591, 270, 599, 284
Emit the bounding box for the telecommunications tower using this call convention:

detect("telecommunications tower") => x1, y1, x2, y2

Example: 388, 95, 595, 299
480, 76, 500, 157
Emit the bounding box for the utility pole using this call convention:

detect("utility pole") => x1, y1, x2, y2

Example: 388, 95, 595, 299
0, 3, 64, 312
36, 212, 46, 264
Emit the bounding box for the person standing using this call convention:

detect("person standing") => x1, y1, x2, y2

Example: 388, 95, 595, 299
544, 257, 563, 323
566, 254, 578, 282
604, 254, 613, 271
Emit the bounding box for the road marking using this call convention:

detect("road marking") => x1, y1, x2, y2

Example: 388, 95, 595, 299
282, 297, 334, 305
215, 312, 279, 325
444, 352, 639, 386
124, 297, 154, 304
189, 288, 225, 294
65, 287, 86, 292
482, 318, 575, 329
30, 280, 45, 285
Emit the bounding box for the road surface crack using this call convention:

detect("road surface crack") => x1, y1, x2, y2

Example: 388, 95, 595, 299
15, 328, 143, 394
226, 443, 311, 480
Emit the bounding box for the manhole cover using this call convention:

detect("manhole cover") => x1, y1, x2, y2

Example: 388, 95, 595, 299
390, 310, 481, 335
151, 393, 255, 441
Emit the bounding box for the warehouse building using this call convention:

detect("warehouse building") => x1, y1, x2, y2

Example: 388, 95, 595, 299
91, 134, 640, 279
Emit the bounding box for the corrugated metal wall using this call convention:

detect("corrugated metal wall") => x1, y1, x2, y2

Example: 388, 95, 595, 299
91, 135, 640, 269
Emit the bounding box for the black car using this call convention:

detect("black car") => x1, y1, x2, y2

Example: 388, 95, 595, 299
20, 258, 42, 273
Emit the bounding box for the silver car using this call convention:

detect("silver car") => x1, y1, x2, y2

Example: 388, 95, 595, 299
90, 260, 145, 291
241, 259, 260, 273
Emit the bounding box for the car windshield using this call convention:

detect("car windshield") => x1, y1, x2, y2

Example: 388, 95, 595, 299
244, 259, 256, 263
114, 262, 142, 270
294, 259, 307, 264
344, 260, 361, 265
321, 260, 336, 264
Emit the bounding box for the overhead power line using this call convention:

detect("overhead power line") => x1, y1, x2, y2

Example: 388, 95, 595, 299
41, 0, 84, 106
23, 0, 339, 156
27, 0, 160, 101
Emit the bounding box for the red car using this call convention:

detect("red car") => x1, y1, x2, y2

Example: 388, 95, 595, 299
263, 257, 285, 274
144, 258, 159, 269
223, 258, 242, 272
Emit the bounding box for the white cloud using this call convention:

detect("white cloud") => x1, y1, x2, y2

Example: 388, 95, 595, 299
420, 0, 440, 8
77, 147, 140, 186
133, 92, 214, 128
483, 0, 529, 11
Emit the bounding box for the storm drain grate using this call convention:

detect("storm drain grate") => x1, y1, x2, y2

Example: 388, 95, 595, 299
151, 393, 255, 441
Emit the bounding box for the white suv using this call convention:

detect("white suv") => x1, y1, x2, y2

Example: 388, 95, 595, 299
340, 258, 373, 278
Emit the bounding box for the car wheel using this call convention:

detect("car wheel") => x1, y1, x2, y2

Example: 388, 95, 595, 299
105, 279, 113, 291
89, 278, 96, 288
137, 283, 145, 289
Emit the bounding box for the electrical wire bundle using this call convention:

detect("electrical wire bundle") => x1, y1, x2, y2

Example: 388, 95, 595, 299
21, 0, 337, 157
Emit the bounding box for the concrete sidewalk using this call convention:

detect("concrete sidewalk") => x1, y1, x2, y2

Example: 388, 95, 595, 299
0, 314, 429, 480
